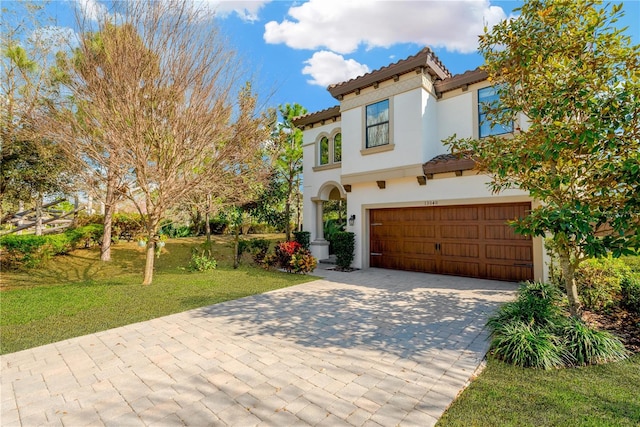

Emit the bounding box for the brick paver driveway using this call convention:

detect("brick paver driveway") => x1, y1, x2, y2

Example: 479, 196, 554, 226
1, 267, 516, 426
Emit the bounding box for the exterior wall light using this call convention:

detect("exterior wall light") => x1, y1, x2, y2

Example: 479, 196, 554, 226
348, 214, 356, 226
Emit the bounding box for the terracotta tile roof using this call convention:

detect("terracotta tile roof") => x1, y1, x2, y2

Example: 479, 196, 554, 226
422, 153, 476, 175
434, 67, 488, 95
292, 105, 341, 128
327, 47, 451, 99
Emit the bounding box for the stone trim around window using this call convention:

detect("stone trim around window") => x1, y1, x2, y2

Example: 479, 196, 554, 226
360, 143, 395, 156
361, 97, 394, 152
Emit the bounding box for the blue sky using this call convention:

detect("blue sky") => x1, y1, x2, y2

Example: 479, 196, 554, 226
10, 0, 640, 115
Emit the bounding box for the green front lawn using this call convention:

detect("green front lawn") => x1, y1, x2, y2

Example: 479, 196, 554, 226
0, 236, 315, 355
437, 354, 640, 427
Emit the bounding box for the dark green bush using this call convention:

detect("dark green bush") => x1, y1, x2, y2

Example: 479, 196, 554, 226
209, 215, 229, 235
249, 238, 270, 264
621, 274, 640, 314
293, 231, 311, 250
333, 231, 355, 269
575, 257, 629, 311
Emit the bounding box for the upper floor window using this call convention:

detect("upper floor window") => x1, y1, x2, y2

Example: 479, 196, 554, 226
333, 133, 342, 162
317, 132, 342, 167
478, 86, 513, 138
366, 99, 389, 148
319, 136, 329, 165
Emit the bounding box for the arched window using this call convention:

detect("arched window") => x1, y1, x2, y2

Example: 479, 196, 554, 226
333, 133, 342, 162
319, 136, 329, 165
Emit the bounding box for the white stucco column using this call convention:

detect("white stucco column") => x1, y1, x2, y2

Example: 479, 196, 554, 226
315, 200, 325, 241
310, 199, 329, 261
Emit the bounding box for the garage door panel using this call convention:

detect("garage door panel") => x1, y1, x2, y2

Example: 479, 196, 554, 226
487, 264, 533, 282
442, 243, 479, 258
407, 225, 436, 238
486, 245, 532, 261
484, 204, 529, 220
441, 225, 479, 239
442, 260, 480, 277
440, 206, 479, 221
485, 225, 528, 240
404, 257, 437, 272
403, 241, 437, 255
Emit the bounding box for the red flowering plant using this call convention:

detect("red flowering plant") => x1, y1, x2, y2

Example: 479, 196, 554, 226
272, 241, 316, 274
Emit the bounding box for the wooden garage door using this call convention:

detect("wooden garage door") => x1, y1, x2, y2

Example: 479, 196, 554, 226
369, 203, 533, 282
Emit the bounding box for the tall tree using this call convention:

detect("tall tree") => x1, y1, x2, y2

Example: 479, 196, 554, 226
1, 1, 73, 231
272, 103, 307, 241
45, 0, 270, 284
445, 0, 640, 317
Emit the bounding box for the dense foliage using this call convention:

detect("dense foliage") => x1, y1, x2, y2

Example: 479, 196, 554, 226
444, 0, 640, 316
487, 282, 628, 369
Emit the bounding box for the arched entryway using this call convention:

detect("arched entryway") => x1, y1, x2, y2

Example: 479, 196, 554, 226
310, 181, 347, 261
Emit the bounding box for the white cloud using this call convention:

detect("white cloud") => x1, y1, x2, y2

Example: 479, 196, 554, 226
265, 0, 507, 54
302, 51, 370, 87
74, 0, 110, 22
199, 0, 271, 22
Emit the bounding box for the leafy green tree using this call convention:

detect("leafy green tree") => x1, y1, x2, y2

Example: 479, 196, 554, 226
271, 103, 307, 241
445, 0, 640, 317
1, 1, 74, 232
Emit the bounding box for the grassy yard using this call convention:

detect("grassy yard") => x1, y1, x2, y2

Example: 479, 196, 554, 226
0, 235, 316, 355
437, 354, 640, 427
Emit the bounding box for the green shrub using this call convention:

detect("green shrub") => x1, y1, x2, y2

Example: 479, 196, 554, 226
187, 249, 217, 272
112, 213, 145, 241
160, 221, 192, 238
621, 254, 640, 274
249, 238, 270, 264
75, 213, 104, 227
487, 291, 562, 332
561, 317, 629, 366
490, 321, 565, 369
575, 257, 629, 311
333, 231, 355, 269
621, 274, 640, 314
293, 231, 311, 250
0, 234, 49, 267
324, 219, 345, 254
46, 234, 74, 255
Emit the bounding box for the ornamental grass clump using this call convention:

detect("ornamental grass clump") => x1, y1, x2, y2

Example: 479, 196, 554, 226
487, 281, 628, 369
561, 317, 628, 366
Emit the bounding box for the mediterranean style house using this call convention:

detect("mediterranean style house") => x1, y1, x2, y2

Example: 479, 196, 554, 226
293, 47, 548, 283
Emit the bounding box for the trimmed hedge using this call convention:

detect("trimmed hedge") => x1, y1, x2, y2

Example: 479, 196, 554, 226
333, 231, 355, 269
0, 225, 103, 268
